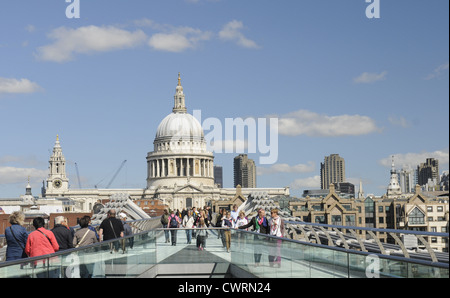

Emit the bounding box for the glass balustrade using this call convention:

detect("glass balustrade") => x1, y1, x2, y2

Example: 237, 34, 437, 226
0, 226, 448, 278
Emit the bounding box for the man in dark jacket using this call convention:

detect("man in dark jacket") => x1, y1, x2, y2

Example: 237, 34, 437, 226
99, 209, 124, 253
52, 216, 74, 250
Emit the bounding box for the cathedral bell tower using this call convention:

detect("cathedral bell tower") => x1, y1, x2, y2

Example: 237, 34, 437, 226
46, 135, 69, 195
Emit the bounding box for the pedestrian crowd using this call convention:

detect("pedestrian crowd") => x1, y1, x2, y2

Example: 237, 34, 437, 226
160, 204, 286, 266
5, 204, 286, 270
4, 209, 134, 263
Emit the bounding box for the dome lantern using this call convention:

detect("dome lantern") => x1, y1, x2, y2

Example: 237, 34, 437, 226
173, 72, 187, 114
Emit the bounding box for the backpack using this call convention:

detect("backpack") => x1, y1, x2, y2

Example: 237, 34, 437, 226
169, 215, 178, 228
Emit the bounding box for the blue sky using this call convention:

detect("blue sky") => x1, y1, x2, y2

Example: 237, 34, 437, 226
0, 0, 448, 198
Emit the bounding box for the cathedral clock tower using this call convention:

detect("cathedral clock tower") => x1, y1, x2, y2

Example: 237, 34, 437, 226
46, 135, 69, 195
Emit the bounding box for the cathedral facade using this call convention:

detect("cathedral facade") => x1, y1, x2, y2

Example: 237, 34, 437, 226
44, 74, 289, 211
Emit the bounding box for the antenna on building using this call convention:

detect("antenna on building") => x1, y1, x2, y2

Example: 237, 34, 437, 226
75, 162, 82, 188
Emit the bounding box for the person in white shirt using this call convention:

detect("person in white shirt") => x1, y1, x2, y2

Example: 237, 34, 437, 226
183, 210, 195, 244
268, 208, 285, 267
230, 204, 239, 224
235, 211, 248, 249
235, 211, 248, 229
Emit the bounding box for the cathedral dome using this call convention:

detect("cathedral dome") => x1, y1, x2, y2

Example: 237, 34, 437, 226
155, 112, 204, 141
151, 73, 209, 154
147, 73, 214, 193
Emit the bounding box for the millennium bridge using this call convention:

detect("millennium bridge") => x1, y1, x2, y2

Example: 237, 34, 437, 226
0, 217, 448, 278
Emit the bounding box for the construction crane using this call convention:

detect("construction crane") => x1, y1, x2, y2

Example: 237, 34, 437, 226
75, 162, 82, 188
106, 160, 127, 189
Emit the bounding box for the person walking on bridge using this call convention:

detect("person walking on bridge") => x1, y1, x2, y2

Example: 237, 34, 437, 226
168, 209, 181, 246
98, 209, 124, 253
161, 209, 170, 243
238, 209, 269, 266
52, 216, 73, 251
5, 211, 29, 261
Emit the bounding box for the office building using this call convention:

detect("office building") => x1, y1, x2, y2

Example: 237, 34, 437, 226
234, 154, 256, 188
417, 158, 439, 186
214, 166, 223, 188
320, 154, 345, 189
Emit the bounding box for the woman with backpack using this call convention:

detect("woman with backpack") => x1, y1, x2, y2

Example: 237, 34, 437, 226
168, 210, 181, 246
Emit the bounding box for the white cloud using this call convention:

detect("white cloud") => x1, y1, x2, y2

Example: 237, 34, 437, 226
425, 62, 449, 80
258, 161, 315, 175
148, 27, 212, 52
36, 25, 147, 62
273, 109, 381, 137
0, 155, 49, 185
0, 166, 47, 184
39, 20, 257, 58
289, 175, 321, 190
388, 115, 411, 128
148, 33, 192, 52
353, 71, 387, 83
219, 20, 260, 49
0, 77, 42, 94
25, 25, 36, 33
379, 148, 449, 169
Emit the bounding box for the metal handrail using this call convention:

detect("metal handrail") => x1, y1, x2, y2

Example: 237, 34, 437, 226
284, 220, 449, 264
1, 218, 448, 268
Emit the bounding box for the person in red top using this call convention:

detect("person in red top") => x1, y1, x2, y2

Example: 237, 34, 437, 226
25, 217, 59, 259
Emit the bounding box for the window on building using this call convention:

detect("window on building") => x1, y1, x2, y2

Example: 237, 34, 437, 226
378, 206, 384, 213
365, 197, 374, 213
313, 205, 322, 211
437, 206, 443, 212
427, 206, 433, 212
408, 207, 425, 225
315, 216, 326, 224
331, 215, 342, 225
345, 215, 355, 226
